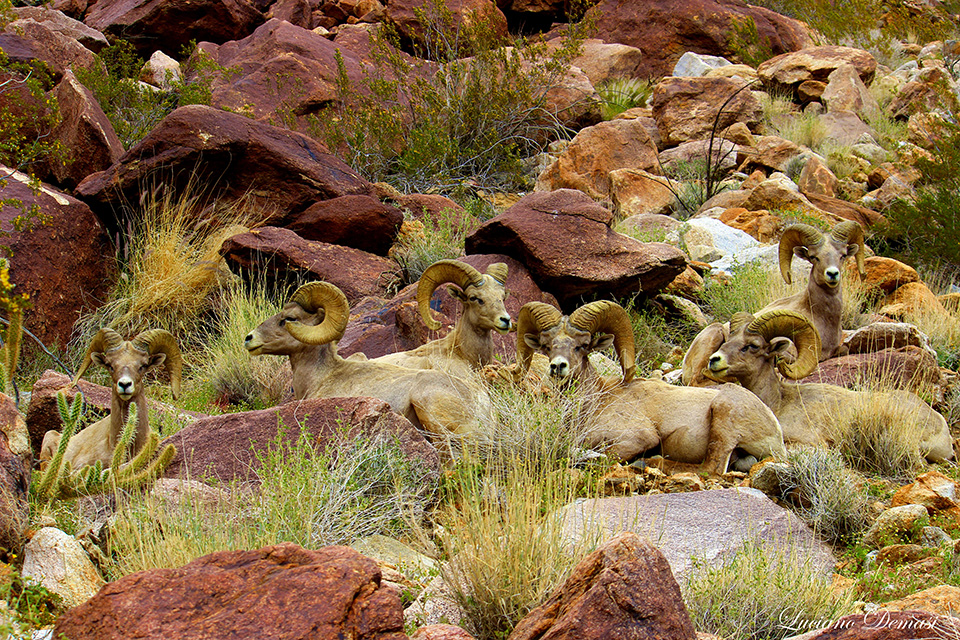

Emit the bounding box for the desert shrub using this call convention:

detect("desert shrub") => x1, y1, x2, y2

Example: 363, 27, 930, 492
105, 426, 436, 578
683, 539, 854, 640
193, 278, 291, 410
726, 15, 775, 67
72, 184, 266, 347
0, 564, 62, 638
392, 207, 481, 285
700, 261, 799, 323
317, 0, 590, 192
597, 77, 652, 120
776, 448, 872, 546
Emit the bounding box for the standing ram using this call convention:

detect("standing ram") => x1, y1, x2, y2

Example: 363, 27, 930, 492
245, 281, 488, 439
373, 260, 511, 378
682, 220, 866, 386
517, 300, 786, 475
40, 328, 182, 469
703, 309, 954, 461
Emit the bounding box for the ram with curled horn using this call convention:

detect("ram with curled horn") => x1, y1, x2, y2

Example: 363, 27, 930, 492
372, 260, 512, 379
518, 300, 786, 475
244, 281, 490, 440
704, 309, 953, 461
682, 220, 866, 386
40, 328, 183, 469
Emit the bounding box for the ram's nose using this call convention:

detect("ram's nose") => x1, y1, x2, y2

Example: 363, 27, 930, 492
549, 358, 569, 378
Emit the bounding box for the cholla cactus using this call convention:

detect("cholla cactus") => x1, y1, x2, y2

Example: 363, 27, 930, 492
34, 392, 176, 502
0, 258, 27, 396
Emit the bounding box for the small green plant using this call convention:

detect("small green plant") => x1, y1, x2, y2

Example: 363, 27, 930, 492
683, 539, 854, 640
0, 564, 63, 637
33, 393, 176, 503
727, 15, 775, 67
596, 77, 652, 120
393, 208, 480, 285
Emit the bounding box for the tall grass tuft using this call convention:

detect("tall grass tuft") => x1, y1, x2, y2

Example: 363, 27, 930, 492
701, 262, 800, 323
597, 77, 653, 121
105, 425, 437, 579
393, 208, 480, 285
683, 539, 854, 640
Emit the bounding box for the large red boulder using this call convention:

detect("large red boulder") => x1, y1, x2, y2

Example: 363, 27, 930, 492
0, 169, 113, 347
219, 226, 400, 303
53, 543, 408, 640
652, 76, 763, 146
83, 0, 265, 58
508, 532, 696, 640
76, 105, 376, 236
465, 190, 686, 308
163, 396, 440, 484
282, 195, 403, 257
386, 0, 507, 54
584, 0, 813, 79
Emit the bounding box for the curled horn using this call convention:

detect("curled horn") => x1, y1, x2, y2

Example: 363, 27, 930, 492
417, 260, 485, 330
747, 310, 822, 380
831, 220, 866, 277
778, 224, 824, 285
569, 301, 637, 384
286, 282, 350, 345
73, 328, 124, 386
132, 329, 183, 400
485, 263, 508, 285
515, 302, 563, 376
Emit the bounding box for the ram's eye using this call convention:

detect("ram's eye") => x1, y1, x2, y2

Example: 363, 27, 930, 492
471, 297, 484, 305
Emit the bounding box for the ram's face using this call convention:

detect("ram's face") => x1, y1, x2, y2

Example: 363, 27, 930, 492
524, 322, 612, 383
451, 275, 511, 333
92, 344, 165, 401
798, 238, 860, 289
245, 303, 321, 356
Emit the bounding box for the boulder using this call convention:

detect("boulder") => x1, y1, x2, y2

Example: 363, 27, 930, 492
858, 257, 920, 296
22, 527, 105, 610
585, 0, 812, 79
41, 69, 124, 189
735, 134, 802, 173
672, 51, 731, 77
818, 110, 877, 146
281, 195, 403, 256
822, 63, 880, 116
508, 532, 695, 640
757, 45, 877, 94
411, 625, 475, 640
881, 585, 960, 617
386, 0, 507, 54
465, 190, 687, 308
84, 0, 266, 58
798, 155, 839, 198
799, 347, 942, 393
658, 138, 739, 175
559, 488, 835, 583
53, 543, 407, 640
717, 207, 782, 243
841, 322, 933, 356
880, 282, 950, 320
1, 18, 99, 81
219, 226, 400, 303
804, 192, 883, 227
890, 67, 958, 120
609, 169, 678, 218
76, 105, 376, 236
571, 39, 644, 87
891, 471, 958, 513
535, 118, 659, 200
651, 76, 763, 147
139, 50, 181, 90
11, 7, 108, 52
862, 503, 929, 548
0, 169, 113, 347
163, 396, 440, 484
0, 427, 29, 554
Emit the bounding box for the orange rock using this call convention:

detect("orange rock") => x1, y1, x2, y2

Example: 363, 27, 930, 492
857, 256, 920, 295
891, 470, 958, 512
880, 281, 950, 319
882, 585, 960, 617
718, 207, 783, 243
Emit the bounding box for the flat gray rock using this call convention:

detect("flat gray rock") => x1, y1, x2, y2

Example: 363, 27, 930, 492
560, 487, 835, 583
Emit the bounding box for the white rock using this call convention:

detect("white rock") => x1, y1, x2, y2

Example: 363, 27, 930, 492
139, 50, 181, 90
21, 527, 104, 610
686, 217, 759, 257
673, 51, 732, 77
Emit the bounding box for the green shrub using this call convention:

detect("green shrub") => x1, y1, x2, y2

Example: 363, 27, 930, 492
392, 207, 480, 285
700, 262, 798, 323
684, 539, 854, 640
597, 77, 652, 120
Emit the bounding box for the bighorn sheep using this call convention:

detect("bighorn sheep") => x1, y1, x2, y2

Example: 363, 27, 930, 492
40, 329, 182, 469
703, 309, 954, 461
518, 301, 786, 474
245, 281, 487, 438
682, 221, 866, 386
374, 260, 511, 377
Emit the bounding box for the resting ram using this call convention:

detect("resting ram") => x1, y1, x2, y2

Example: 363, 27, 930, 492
518, 300, 786, 474
245, 281, 487, 438
373, 260, 511, 378
703, 309, 954, 461
682, 221, 866, 386
40, 328, 182, 469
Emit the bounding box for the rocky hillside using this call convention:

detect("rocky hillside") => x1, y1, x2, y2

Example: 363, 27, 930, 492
3, 0, 960, 638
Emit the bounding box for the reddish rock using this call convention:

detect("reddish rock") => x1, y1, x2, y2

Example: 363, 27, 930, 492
571, 39, 645, 88
11, 7, 108, 52
163, 396, 440, 484
465, 190, 687, 308
736, 134, 802, 174
585, 0, 812, 80
391, 193, 464, 224
792, 611, 960, 639
53, 543, 408, 640
386, 0, 507, 54
535, 118, 660, 200
804, 192, 884, 227
800, 347, 942, 393
220, 226, 400, 303
266, 0, 311, 27
338, 254, 558, 361
508, 532, 695, 640
41, 69, 124, 189
757, 45, 878, 92
0, 170, 112, 347
798, 155, 838, 198
890, 68, 958, 120
76, 105, 376, 236
859, 257, 920, 295
0, 428, 29, 554
718, 207, 782, 243
84, 0, 265, 58
411, 625, 475, 640
282, 195, 403, 256
0, 18, 98, 81
652, 76, 763, 147
843, 322, 933, 356
891, 471, 958, 513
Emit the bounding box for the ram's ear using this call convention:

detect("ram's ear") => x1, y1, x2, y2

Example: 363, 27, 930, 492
447, 285, 467, 301
523, 334, 542, 350
591, 333, 615, 352
793, 246, 811, 260
768, 336, 795, 360
147, 352, 167, 369
91, 352, 107, 367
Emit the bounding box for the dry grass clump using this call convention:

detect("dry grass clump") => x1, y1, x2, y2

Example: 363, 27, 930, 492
74, 185, 267, 347
392, 208, 481, 286
683, 539, 855, 640
702, 261, 801, 323
777, 447, 873, 546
